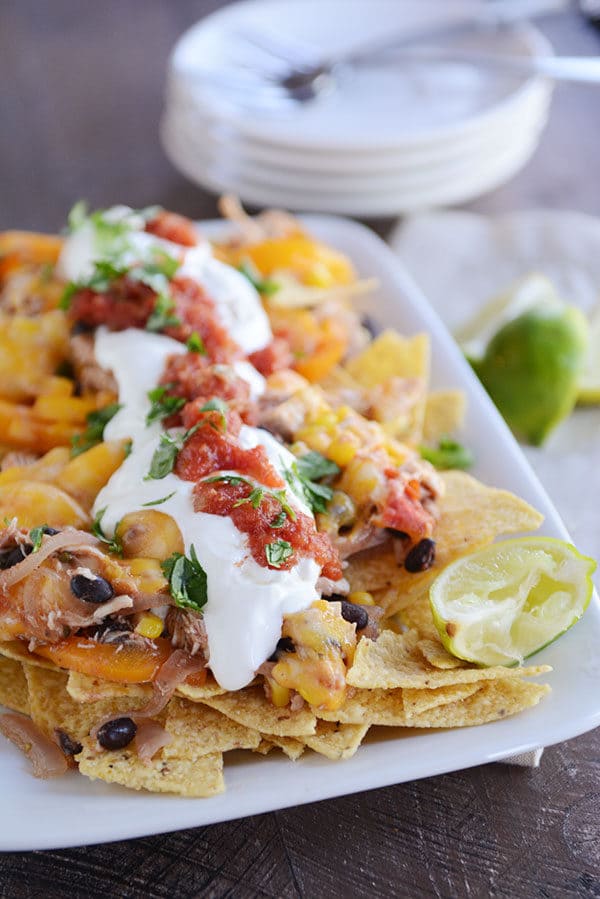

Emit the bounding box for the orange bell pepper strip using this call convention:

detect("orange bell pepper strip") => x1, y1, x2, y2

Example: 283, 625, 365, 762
33, 636, 173, 683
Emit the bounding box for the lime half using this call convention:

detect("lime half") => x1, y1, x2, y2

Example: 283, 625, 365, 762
430, 537, 596, 667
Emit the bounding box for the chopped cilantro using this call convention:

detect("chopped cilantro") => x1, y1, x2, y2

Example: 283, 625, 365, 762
141, 492, 177, 507
199, 397, 228, 431
419, 437, 474, 471
284, 451, 340, 515
234, 485, 265, 510
238, 259, 280, 296
29, 525, 48, 553
59, 282, 79, 311
144, 423, 200, 480
186, 332, 206, 354
296, 451, 340, 482
207, 475, 297, 524
144, 432, 181, 480
146, 385, 186, 426
91, 507, 123, 555
70, 403, 122, 457
161, 545, 207, 613
270, 510, 287, 529
265, 540, 294, 568
145, 292, 181, 332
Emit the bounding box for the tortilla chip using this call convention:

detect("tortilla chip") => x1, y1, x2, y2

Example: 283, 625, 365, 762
256, 735, 305, 760
200, 686, 317, 737
24, 665, 146, 744
304, 720, 369, 760
406, 679, 550, 728
399, 598, 440, 642
423, 390, 466, 443
0, 640, 58, 670
346, 630, 551, 690
346, 331, 429, 387
416, 638, 467, 669
175, 679, 227, 701
402, 683, 480, 717
66, 671, 151, 703
315, 688, 405, 725
163, 697, 260, 759
347, 471, 544, 617
345, 330, 430, 442
76, 738, 224, 797
0, 655, 29, 714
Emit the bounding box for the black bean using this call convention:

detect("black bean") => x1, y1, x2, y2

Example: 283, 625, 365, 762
97, 717, 137, 751
0, 544, 31, 570
56, 729, 83, 757
41, 526, 60, 536
70, 573, 114, 604
404, 538, 436, 573
70, 321, 94, 336
340, 600, 369, 631
268, 636, 295, 661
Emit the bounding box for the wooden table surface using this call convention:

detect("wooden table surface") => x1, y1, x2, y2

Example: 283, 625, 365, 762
1, 3, 599, 896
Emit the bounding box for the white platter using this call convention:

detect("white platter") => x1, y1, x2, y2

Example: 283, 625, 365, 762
1, 216, 598, 851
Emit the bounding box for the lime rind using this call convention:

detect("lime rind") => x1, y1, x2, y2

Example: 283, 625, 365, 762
429, 537, 596, 668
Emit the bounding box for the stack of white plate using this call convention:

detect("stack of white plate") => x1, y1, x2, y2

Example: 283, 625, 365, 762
162, 0, 554, 217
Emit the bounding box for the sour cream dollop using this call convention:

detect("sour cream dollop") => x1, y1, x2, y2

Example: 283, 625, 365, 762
93, 328, 319, 691
57, 205, 272, 354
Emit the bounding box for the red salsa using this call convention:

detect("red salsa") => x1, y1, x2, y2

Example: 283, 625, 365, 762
193, 477, 342, 579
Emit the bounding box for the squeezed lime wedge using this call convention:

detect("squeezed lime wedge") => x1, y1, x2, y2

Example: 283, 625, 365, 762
430, 537, 596, 667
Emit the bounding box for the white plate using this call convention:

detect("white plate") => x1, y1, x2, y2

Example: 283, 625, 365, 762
162, 117, 547, 215
1, 217, 598, 851
162, 86, 550, 189
169, 0, 553, 151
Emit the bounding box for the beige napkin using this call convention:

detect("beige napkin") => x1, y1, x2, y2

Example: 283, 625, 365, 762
389, 208, 600, 767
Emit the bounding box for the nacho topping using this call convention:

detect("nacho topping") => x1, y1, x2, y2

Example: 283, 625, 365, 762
0, 202, 560, 795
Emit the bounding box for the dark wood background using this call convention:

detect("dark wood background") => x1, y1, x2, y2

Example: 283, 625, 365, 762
1, 2, 599, 896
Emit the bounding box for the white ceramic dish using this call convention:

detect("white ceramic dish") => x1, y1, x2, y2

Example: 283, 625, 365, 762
162, 118, 547, 215
162, 87, 550, 191
169, 0, 552, 151
1, 216, 598, 851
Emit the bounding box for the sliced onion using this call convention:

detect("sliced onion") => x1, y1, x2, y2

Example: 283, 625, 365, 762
90, 649, 205, 743
142, 649, 205, 718
0, 528, 99, 590
0, 713, 68, 778
135, 720, 172, 763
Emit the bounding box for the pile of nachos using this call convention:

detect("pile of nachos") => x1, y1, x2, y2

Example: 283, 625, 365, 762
0, 199, 550, 796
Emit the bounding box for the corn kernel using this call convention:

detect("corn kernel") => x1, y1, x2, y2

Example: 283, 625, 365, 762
327, 437, 358, 467
348, 591, 375, 606
135, 613, 164, 639
268, 678, 291, 708
297, 426, 331, 455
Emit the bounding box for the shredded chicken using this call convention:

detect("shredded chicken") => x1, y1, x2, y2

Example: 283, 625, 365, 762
166, 607, 209, 659
218, 195, 299, 245
316, 575, 350, 596
69, 332, 117, 394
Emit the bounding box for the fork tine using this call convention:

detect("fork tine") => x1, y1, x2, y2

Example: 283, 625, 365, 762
232, 26, 322, 69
